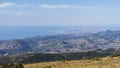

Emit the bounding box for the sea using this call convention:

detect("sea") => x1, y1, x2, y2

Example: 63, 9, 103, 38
0, 26, 119, 40
0, 26, 66, 40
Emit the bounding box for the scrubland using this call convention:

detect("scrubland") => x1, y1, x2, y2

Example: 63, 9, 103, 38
24, 56, 120, 68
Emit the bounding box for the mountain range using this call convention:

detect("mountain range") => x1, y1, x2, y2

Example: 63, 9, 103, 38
0, 29, 120, 55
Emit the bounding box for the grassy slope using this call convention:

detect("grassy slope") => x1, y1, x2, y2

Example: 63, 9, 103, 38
24, 57, 120, 68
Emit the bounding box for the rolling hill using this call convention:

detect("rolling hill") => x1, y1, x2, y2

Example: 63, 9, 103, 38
0, 30, 120, 55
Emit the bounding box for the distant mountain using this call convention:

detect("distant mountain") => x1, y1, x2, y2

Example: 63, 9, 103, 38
0, 30, 120, 55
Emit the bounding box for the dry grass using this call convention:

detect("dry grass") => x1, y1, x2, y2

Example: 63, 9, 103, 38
24, 57, 120, 68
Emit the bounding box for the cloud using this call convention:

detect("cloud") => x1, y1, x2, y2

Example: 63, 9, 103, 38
0, 2, 14, 8
39, 4, 99, 9
0, 2, 29, 8
0, 3, 103, 10
0, 10, 30, 16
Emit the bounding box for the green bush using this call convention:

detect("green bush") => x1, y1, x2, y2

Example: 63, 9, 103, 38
82, 57, 90, 60
0, 63, 24, 68
109, 54, 120, 57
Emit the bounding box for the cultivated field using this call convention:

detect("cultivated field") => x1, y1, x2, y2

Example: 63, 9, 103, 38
24, 57, 120, 68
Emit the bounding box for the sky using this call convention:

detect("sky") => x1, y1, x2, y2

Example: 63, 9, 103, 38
0, 0, 120, 26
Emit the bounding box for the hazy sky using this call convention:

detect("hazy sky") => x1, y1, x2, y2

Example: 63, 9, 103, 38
0, 0, 120, 26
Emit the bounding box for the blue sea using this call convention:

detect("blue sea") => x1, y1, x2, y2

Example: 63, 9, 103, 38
0, 26, 119, 40
0, 26, 68, 40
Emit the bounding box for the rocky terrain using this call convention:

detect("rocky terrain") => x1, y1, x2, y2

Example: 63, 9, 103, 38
0, 30, 120, 55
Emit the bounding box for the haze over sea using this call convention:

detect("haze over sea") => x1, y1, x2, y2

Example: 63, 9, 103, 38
0, 26, 119, 40
0, 26, 64, 40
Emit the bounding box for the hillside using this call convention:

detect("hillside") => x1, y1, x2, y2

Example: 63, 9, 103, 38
0, 51, 110, 64
0, 30, 120, 55
24, 56, 120, 68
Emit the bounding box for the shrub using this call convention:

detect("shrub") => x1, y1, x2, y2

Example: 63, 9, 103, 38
0, 63, 24, 68
109, 54, 120, 57
82, 57, 90, 60
15, 63, 24, 68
